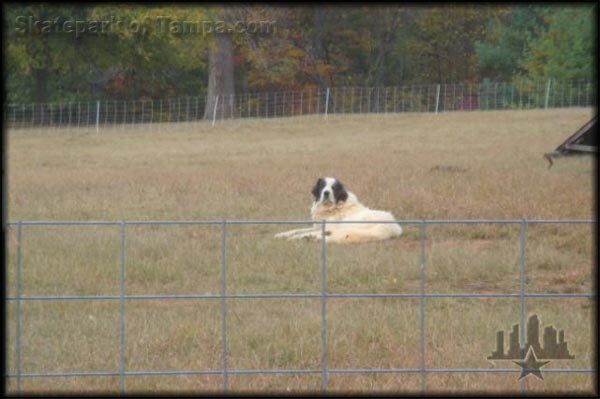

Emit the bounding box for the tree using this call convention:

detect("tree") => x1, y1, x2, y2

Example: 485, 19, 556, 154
521, 5, 595, 81
203, 6, 239, 119
408, 6, 495, 83
475, 6, 541, 80
5, 4, 93, 103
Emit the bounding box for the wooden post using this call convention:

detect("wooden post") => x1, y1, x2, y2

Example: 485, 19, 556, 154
324, 88, 330, 119
212, 95, 219, 126
544, 79, 552, 109
95, 101, 100, 133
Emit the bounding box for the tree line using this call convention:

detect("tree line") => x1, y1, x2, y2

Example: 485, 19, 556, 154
4, 4, 596, 108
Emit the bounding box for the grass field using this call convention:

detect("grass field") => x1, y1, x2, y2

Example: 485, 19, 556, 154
5, 109, 597, 394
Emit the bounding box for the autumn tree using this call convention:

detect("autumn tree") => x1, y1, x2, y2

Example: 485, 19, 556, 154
521, 5, 595, 81
474, 6, 541, 80
408, 6, 495, 83
5, 4, 94, 103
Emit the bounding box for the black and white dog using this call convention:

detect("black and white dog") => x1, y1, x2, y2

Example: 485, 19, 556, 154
275, 177, 402, 243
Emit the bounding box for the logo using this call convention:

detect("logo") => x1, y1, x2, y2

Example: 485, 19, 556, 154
488, 314, 574, 380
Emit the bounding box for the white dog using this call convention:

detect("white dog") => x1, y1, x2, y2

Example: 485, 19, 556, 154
275, 177, 402, 243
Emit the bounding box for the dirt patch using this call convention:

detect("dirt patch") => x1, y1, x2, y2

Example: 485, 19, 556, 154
430, 165, 468, 173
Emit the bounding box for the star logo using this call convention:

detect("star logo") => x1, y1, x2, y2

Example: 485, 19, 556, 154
488, 314, 575, 381
512, 347, 551, 380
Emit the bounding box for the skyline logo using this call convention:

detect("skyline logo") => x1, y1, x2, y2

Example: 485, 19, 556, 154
488, 314, 574, 380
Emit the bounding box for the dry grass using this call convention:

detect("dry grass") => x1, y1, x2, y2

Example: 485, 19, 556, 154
5, 109, 596, 395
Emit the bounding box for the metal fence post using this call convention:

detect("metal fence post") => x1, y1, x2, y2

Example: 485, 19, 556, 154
544, 80, 552, 109
186, 96, 190, 122
141, 100, 145, 125
419, 220, 426, 392
518, 219, 527, 393
12, 105, 17, 128
212, 96, 219, 127
585, 82, 590, 106
435, 85, 441, 114
67, 102, 72, 132
77, 102, 81, 133
15, 221, 23, 393
119, 222, 127, 394
122, 101, 127, 132
220, 220, 229, 391
320, 220, 329, 391
95, 101, 100, 133
324, 88, 330, 119
86, 102, 90, 130
256, 93, 260, 118
57, 103, 62, 130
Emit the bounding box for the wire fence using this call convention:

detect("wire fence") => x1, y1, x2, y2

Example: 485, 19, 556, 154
5, 218, 597, 394
4, 80, 597, 133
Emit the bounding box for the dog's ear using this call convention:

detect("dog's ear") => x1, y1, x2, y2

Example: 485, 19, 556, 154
311, 178, 325, 200
332, 180, 348, 203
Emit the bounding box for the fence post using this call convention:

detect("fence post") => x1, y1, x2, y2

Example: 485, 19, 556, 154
118, 221, 127, 394
419, 220, 426, 393
49, 103, 54, 132
86, 102, 90, 129
320, 220, 329, 392
585, 82, 590, 106
435, 84, 441, 114
186, 96, 190, 121
256, 93, 260, 118
132, 101, 137, 128
95, 101, 100, 133
324, 88, 330, 119
384, 87, 388, 115
151, 99, 156, 129
141, 100, 145, 125
57, 104, 62, 130
11, 105, 16, 129
15, 222, 23, 393
77, 102, 81, 133
220, 220, 228, 392
212, 95, 219, 127
68, 102, 72, 132
518, 219, 528, 393
122, 101, 127, 132
10, 105, 15, 129
544, 79, 552, 109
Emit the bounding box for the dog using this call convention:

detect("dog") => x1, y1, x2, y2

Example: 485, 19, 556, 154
274, 177, 402, 243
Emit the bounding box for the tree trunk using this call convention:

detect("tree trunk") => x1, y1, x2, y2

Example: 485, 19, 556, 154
310, 6, 328, 89
33, 8, 50, 104
33, 67, 49, 104
203, 31, 237, 119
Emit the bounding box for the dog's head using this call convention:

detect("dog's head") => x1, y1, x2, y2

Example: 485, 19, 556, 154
311, 177, 348, 206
